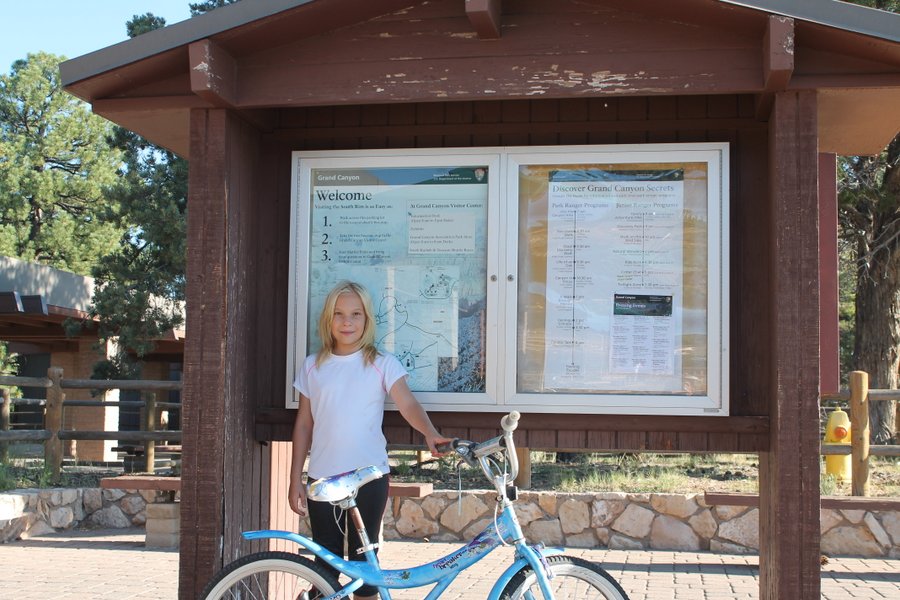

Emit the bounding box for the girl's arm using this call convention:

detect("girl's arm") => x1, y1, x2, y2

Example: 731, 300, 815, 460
288, 394, 314, 516
389, 377, 453, 454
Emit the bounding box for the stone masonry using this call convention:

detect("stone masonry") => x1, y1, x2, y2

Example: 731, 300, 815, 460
379, 490, 900, 559
0, 487, 175, 543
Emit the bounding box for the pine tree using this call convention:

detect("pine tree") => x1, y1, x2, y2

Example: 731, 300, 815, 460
0, 53, 123, 275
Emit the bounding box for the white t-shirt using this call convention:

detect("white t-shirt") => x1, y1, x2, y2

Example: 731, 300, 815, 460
294, 350, 408, 479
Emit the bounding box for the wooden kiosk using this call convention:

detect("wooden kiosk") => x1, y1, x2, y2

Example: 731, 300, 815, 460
61, 1, 900, 598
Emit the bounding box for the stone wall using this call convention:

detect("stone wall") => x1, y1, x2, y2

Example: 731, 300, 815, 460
0, 487, 174, 543
375, 491, 900, 559
3, 487, 898, 558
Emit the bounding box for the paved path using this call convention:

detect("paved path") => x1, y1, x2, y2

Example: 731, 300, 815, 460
1, 528, 898, 599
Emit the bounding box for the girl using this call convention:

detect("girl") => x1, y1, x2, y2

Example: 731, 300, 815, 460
288, 280, 451, 600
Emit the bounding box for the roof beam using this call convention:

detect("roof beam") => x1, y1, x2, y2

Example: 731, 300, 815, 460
756, 15, 794, 120
189, 38, 238, 108
466, 0, 501, 39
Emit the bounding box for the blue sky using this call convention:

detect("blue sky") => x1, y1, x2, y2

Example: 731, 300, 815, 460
0, 1, 193, 72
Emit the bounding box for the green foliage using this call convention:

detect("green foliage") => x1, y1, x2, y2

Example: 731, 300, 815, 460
190, 0, 242, 16
126, 13, 167, 37
843, 0, 900, 12
0, 343, 19, 377
837, 242, 857, 382
80, 128, 187, 377
0, 462, 16, 491
0, 53, 124, 275
0, 342, 21, 398
820, 472, 839, 496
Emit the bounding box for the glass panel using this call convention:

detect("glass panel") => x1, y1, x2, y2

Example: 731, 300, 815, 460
306, 165, 490, 393
516, 161, 710, 396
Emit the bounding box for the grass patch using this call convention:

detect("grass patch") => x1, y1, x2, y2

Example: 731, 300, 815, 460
389, 451, 900, 497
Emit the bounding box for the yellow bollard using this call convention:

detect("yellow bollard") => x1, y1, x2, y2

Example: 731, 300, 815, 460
824, 408, 851, 482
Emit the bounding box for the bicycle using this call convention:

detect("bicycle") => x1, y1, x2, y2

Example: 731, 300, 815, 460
200, 411, 630, 599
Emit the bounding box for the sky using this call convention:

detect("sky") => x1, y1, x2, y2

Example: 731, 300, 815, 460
0, 1, 194, 73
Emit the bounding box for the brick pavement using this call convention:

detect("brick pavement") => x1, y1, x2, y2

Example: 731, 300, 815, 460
1, 528, 898, 599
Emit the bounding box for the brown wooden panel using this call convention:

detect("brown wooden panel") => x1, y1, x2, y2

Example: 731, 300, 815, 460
708, 432, 742, 452
439, 426, 470, 443
558, 98, 589, 145
526, 429, 557, 448
617, 130, 649, 145
225, 114, 268, 564
676, 432, 709, 452
384, 426, 414, 447
618, 97, 648, 121
648, 431, 678, 452
586, 430, 616, 451
647, 96, 678, 120
556, 430, 585, 451
443, 102, 474, 147
708, 94, 740, 119
739, 433, 768, 453
647, 129, 678, 143
236, 9, 762, 108
732, 127, 772, 416
617, 431, 647, 450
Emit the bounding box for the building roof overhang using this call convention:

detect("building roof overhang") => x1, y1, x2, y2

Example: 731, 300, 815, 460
60, 0, 900, 157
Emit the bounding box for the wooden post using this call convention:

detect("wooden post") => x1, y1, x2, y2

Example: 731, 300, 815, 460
514, 446, 532, 489
143, 392, 157, 473
759, 89, 821, 600
849, 370, 870, 497
1, 388, 10, 463
45, 367, 64, 481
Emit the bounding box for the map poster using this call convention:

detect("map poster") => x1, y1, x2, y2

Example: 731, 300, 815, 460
542, 168, 684, 392
307, 166, 489, 393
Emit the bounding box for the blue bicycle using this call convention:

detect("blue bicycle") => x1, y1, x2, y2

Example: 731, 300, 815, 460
200, 412, 630, 599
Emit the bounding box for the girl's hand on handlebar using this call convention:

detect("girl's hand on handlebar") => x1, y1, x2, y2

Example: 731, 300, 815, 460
427, 433, 455, 457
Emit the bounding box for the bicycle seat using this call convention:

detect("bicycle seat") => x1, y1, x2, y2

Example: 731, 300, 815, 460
307, 465, 383, 503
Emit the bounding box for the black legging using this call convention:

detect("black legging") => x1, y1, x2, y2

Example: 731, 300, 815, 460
307, 476, 389, 597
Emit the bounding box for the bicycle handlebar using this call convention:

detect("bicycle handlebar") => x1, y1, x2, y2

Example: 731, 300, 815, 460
435, 412, 521, 491
501, 410, 520, 433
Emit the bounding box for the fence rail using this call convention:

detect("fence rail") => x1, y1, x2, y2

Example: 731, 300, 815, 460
0, 368, 182, 475
1, 369, 897, 493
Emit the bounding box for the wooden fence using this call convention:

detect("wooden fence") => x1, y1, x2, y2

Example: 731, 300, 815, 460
0, 367, 182, 479
0, 368, 896, 494
821, 371, 900, 496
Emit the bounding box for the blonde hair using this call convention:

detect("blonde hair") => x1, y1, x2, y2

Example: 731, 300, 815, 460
316, 280, 378, 367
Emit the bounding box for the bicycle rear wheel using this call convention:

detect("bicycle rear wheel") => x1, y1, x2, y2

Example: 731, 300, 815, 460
200, 551, 341, 600
500, 555, 630, 599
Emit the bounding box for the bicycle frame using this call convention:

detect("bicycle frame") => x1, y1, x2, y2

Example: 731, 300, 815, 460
242, 499, 563, 600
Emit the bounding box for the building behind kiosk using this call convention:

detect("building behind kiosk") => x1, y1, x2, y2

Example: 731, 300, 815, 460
60, 1, 900, 598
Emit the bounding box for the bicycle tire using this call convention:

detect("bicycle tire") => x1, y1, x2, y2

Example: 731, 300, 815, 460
499, 554, 630, 600
200, 550, 341, 600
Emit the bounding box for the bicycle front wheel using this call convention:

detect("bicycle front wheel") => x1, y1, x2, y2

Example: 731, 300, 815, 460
200, 551, 341, 600
500, 555, 630, 600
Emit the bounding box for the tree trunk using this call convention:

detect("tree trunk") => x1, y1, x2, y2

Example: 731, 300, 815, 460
854, 244, 900, 444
